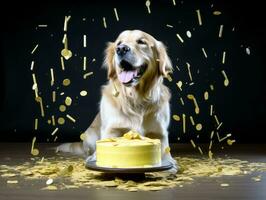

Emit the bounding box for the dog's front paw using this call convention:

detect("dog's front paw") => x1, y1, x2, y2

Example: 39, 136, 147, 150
85, 153, 96, 163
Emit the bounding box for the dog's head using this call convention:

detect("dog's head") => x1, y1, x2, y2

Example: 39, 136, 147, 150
104, 30, 172, 87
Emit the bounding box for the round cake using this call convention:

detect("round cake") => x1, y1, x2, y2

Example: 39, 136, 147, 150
96, 131, 161, 168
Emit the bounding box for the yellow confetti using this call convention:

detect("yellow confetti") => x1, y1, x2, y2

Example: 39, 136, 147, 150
213, 11, 222, 15
219, 25, 224, 38
196, 123, 202, 131
63, 16, 71, 31
202, 48, 207, 58
222, 51, 226, 64
32, 73, 38, 98
172, 0, 176, 6
38, 24, 48, 27
7, 180, 18, 184
83, 72, 93, 79
210, 131, 215, 139
59, 105, 66, 112
112, 82, 120, 97
186, 62, 193, 82
51, 128, 59, 136
52, 115, 56, 126
166, 24, 173, 28
83, 35, 87, 48
52, 91, 56, 102
103, 17, 107, 28
145, 0, 151, 14
210, 104, 213, 116
114, 8, 119, 21
180, 97, 184, 105
50, 68, 55, 86
210, 84, 214, 91
227, 139, 236, 145
35, 96, 44, 117
189, 116, 195, 126
60, 57, 65, 70
208, 150, 213, 159
217, 122, 223, 130
204, 91, 209, 100
221, 70, 229, 86
198, 147, 203, 155
83, 56, 87, 71
30, 61, 35, 71
165, 147, 171, 153
66, 114, 76, 123
58, 117, 65, 125
166, 74, 172, 82
176, 81, 182, 91
173, 115, 180, 121
176, 33, 184, 43
80, 90, 88, 96
196, 9, 202, 26
31, 44, 39, 54
209, 140, 213, 149
34, 118, 38, 130
214, 115, 220, 125
80, 133, 86, 141
187, 94, 199, 114
220, 183, 229, 187
182, 114, 186, 133
46, 178, 53, 185
65, 96, 72, 106
190, 139, 196, 148
63, 78, 71, 86
31, 137, 39, 156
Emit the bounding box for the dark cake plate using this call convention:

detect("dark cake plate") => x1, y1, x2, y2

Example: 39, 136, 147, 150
85, 160, 173, 173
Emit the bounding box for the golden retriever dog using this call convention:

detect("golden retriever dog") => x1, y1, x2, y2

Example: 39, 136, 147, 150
57, 30, 177, 172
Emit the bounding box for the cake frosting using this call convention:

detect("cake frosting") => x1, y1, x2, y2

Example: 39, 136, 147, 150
96, 131, 161, 168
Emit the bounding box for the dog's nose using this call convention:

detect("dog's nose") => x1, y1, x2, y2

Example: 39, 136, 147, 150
116, 44, 130, 57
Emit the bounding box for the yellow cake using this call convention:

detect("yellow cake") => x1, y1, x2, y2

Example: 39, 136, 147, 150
96, 131, 161, 168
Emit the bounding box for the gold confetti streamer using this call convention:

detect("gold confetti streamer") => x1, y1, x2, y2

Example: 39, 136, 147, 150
221, 70, 229, 86
182, 114, 186, 133
114, 8, 119, 21
52, 91, 56, 102
145, 0, 151, 14
202, 48, 207, 58
222, 51, 226, 64
166, 24, 173, 28
83, 35, 87, 48
83, 56, 87, 71
31, 137, 39, 156
83, 72, 94, 79
187, 94, 199, 114
189, 116, 195, 126
60, 57, 65, 70
35, 96, 44, 117
103, 17, 107, 28
34, 118, 38, 130
31, 44, 39, 54
204, 91, 209, 100
50, 68, 55, 86
63, 16, 71, 31
30, 61, 35, 71
52, 115, 55, 126
219, 25, 224, 38
32, 73, 38, 98
190, 139, 196, 148
51, 128, 59, 136
186, 62, 193, 82
176, 33, 184, 43
210, 104, 213, 116
66, 114, 76, 123
196, 9, 202, 26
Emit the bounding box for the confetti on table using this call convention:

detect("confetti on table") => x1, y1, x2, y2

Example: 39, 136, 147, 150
251, 176, 261, 182
176, 33, 184, 43
182, 114, 186, 133
51, 128, 59, 136
222, 51, 226, 64
190, 139, 196, 148
63, 78, 71, 86
7, 180, 18, 184
103, 17, 107, 28
186, 31, 192, 38
145, 0, 151, 14
46, 178, 53, 185
166, 24, 174, 28
218, 25, 224, 38
30, 61, 35, 71
187, 94, 200, 114
180, 97, 184, 105
83, 72, 94, 79
80, 90, 88, 96
220, 183, 229, 187
58, 117, 65, 125
31, 137, 39, 156
196, 123, 202, 131
83, 56, 87, 71
31, 44, 39, 54
83, 35, 87, 48
173, 115, 180, 121
114, 8, 119, 21
34, 118, 38, 130
60, 57, 65, 70
63, 16, 71, 31
213, 11, 222, 15
50, 68, 55, 86
189, 116, 195, 126
201, 48, 207, 58
66, 114, 76, 123
65, 97, 72, 106
196, 9, 202, 26
221, 70, 229, 86
186, 62, 193, 82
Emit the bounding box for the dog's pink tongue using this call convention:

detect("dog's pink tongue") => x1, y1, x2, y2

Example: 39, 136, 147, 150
118, 70, 137, 83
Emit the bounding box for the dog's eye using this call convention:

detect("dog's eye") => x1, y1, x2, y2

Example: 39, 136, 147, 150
137, 39, 147, 45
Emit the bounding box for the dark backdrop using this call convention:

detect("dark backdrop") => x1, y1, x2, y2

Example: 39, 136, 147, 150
0, 0, 265, 144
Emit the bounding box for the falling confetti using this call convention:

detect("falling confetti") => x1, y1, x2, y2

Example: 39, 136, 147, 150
145, 0, 151, 14
114, 8, 119, 21
196, 9, 202, 26
31, 44, 39, 54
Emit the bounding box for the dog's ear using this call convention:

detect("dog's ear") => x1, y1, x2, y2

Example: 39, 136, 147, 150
156, 41, 173, 77
103, 42, 116, 79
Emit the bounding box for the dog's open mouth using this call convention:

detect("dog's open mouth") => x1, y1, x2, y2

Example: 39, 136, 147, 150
118, 60, 147, 85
